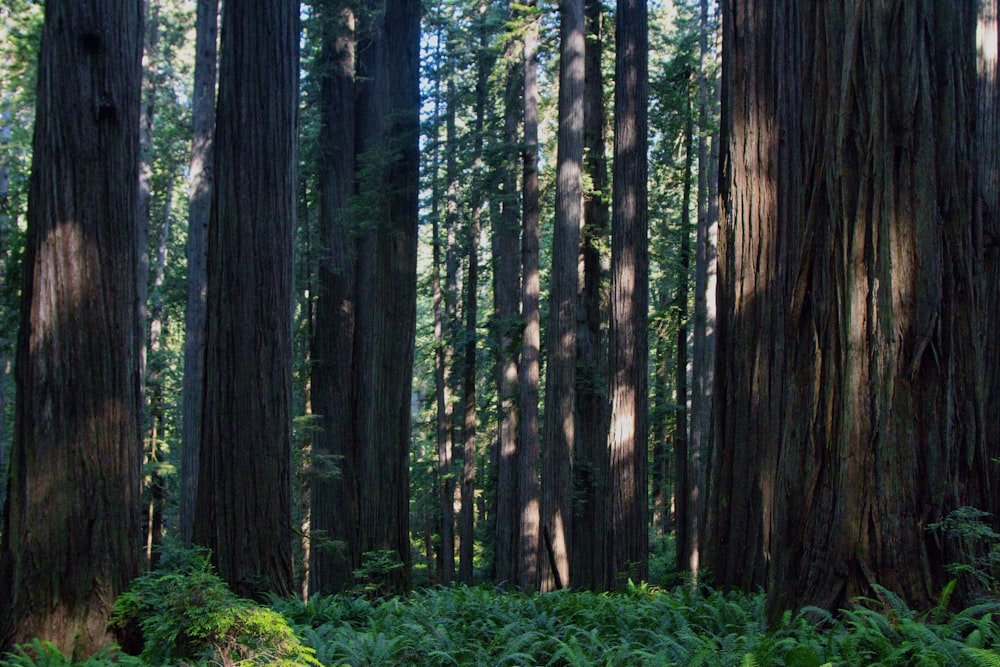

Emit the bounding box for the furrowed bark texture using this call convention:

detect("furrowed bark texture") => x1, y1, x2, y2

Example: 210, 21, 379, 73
573, 0, 610, 591
979, 0, 1000, 524
180, 0, 218, 547
606, 0, 649, 590
707, 0, 990, 617
352, 0, 421, 593
518, 0, 542, 592
311, 1, 358, 594
540, 0, 585, 592
492, 11, 523, 587
194, 0, 298, 599
0, 1, 144, 657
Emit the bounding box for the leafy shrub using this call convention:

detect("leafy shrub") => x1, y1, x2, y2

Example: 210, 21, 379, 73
108, 541, 320, 666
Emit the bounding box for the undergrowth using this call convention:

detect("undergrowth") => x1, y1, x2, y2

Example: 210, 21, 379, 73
2, 543, 999, 666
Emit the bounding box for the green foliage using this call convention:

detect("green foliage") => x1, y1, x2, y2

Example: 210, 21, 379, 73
930, 507, 1000, 597
0, 641, 141, 667
108, 542, 320, 666
266, 584, 1000, 667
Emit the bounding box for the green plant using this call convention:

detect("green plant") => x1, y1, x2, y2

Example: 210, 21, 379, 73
108, 541, 320, 666
0, 640, 141, 667
351, 550, 405, 599
929, 506, 1000, 597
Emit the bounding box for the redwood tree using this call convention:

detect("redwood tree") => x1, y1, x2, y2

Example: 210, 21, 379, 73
350, 0, 421, 593
310, 0, 358, 594
606, 0, 649, 590
180, 0, 218, 547
706, 0, 990, 616
540, 0, 585, 592
0, 0, 144, 656
193, 0, 299, 599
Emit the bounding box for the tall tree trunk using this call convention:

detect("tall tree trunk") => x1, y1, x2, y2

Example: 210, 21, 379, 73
137, 0, 158, 407
492, 5, 522, 588
518, 0, 542, 591
541, 0, 585, 592
351, 0, 421, 594
145, 180, 173, 568
436, 76, 459, 585
606, 0, 649, 591
0, 1, 144, 656
573, 0, 610, 591
428, 25, 451, 585
706, 0, 989, 617
310, 0, 358, 595
459, 15, 491, 585
193, 0, 298, 599
688, 0, 718, 582
673, 99, 694, 575
180, 0, 218, 546
978, 0, 999, 525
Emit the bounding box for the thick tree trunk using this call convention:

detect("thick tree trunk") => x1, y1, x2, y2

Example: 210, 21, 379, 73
518, 0, 542, 591
573, 0, 610, 591
540, 0, 585, 592
310, 1, 358, 595
0, 1, 144, 656
707, 0, 990, 617
351, 0, 420, 594
180, 0, 218, 546
606, 0, 649, 590
193, 0, 298, 599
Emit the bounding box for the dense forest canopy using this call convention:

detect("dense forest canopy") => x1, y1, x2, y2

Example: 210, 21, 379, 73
0, 0, 997, 659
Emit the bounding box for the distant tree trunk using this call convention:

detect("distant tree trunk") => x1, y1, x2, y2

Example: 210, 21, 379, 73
540, 0, 585, 592
688, 0, 718, 582
145, 180, 173, 568
137, 0, 157, 396
573, 0, 610, 591
606, 0, 649, 591
979, 0, 999, 524
673, 99, 694, 575
351, 0, 420, 594
428, 27, 456, 585
436, 76, 459, 586
310, 0, 358, 595
0, 1, 144, 656
492, 5, 522, 587
459, 15, 490, 585
706, 0, 989, 617
518, 0, 542, 591
193, 0, 298, 599
180, 0, 218, 546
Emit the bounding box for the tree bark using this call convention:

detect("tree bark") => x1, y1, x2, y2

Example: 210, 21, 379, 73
492, 4, 523, 588
606, 0, 649, 590
180, 0, 218, 546
310, 0, 358, 595
0, 1, 144, 656
541, 0, 585, 592
518, 0, 542, 591
351, 0, 421, 594
688, 0, 718, 582
193, 0, 298, 599
573, 0, 610, 591
978, 0, 1000, 526
706, 0, 990, 617
673, 97, 694, 575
